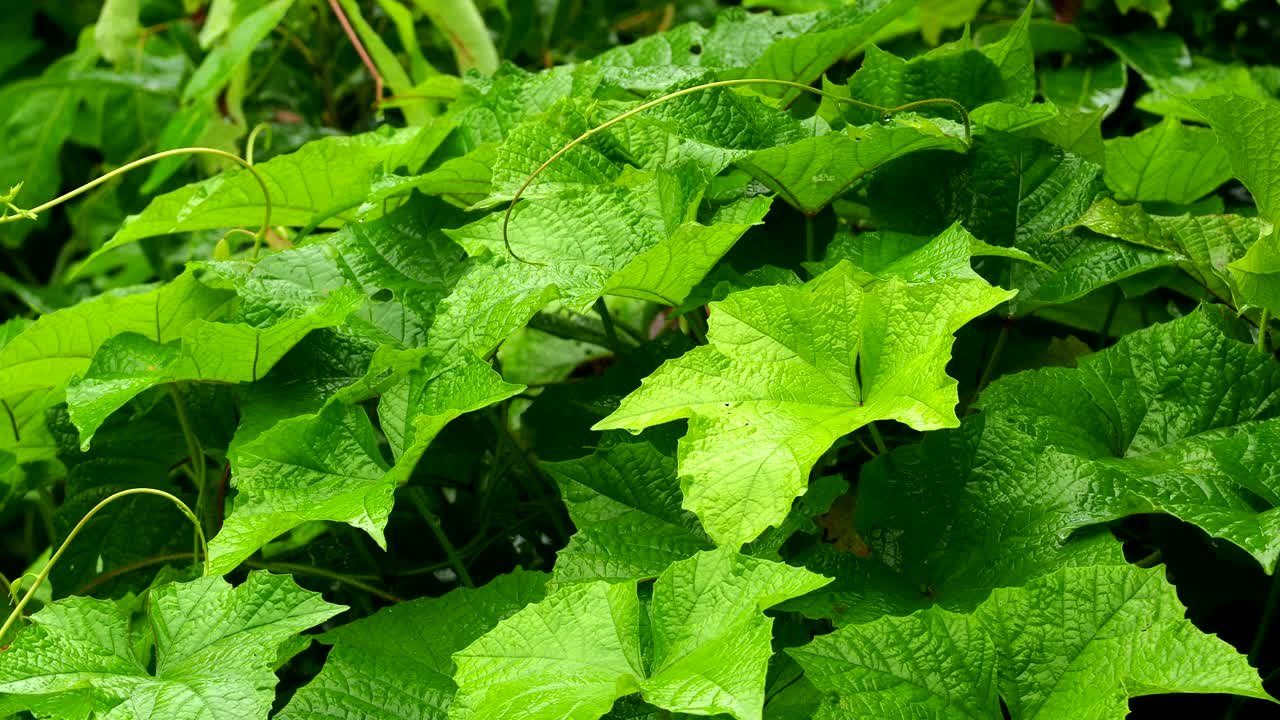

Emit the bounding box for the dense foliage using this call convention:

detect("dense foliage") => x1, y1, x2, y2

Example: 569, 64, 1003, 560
2, 0, 1280, 718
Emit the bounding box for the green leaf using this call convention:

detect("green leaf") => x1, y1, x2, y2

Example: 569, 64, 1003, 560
1039, 59, 1127, 117
745, 0, 917, 105
1190, 95, 1280, 315
95, 0, 140, 64
0, 571, 344, 719
202, 194, 468, 346
595, 258, 1013, 547
542, 440, 713, 586
643, 549, 831, 719
449, 580, 645, 720
377, 352, 525, 465
0, 271, 233, 419
412, 0, 499, 75
182, 0, 294, 103
1078, 197, 1261, 304
807, 221, 1053, 283
97, 126, 440, 255
1097, 31, 1191, 81
839, 5, 1033, 125
791, 564, 1267, 719
209, 352, 520, 574
735, 121, 966, 216
434, 167, 760, 357
279, 570, 547, 720
65, 288, 361, 449
1114, 0, 1172, 26
971, 308, 1280, 570
450, 549, 830, 720
1103, 116, 1233, 204
0, 45, 96, 247
969, 102, 1105, 165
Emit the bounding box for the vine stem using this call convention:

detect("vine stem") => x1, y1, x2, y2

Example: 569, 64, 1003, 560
1, 147, 274, 272
868, 422, 889, 456
407, 487, 474, 588
326, 0, 384, 106
501, 78, 972, 264
1259, 309, 1271, 354
0, 488, 207, 642
594, 298, 623, 354
167, 384, 207, 559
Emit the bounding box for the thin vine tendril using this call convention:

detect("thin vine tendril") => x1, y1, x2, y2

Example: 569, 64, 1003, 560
501, 78, 972, 265
0, 488, 207, 643
0, 147, 274, 273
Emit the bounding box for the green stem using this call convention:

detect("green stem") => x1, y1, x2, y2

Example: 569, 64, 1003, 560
488, 409, 572, 544
868, 422, 889, 456
72, 552, 194, 596
0, 489, 206, 642
407, 487, 474, 588
244, 559, 404, 603
684, 308, 709, 344
245, 122, 273, 166
1250, 571, 1280, 665
594, 297, 622, 354
1097, 287, 1121, 348
1259, 309, 1271, 354
502, 78, 972, 264
167, 384, 207, 558
965, 316, 1011, 415
804, 214, 816, 264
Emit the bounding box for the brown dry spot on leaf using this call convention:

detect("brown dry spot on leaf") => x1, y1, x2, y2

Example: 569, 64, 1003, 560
815, 492, 871, 557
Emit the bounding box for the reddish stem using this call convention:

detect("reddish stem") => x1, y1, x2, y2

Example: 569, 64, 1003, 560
325, 0, 384, 106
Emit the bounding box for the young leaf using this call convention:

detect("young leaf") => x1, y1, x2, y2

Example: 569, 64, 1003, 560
0, 571, 344, 719
279, 570, 548, 720
790, 564, 1268, 719
595, 258, 1013, 547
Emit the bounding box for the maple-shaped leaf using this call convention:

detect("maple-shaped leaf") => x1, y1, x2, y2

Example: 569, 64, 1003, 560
449, 548, 829, 720
791, 564, 1269, 719
0, 571, 344, 720
279, 570, 547, 720
595, 257, 1013, 547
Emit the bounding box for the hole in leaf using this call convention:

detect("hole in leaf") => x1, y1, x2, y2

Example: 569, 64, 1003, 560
689, 42, 703, 55
370, 288, 394, 303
